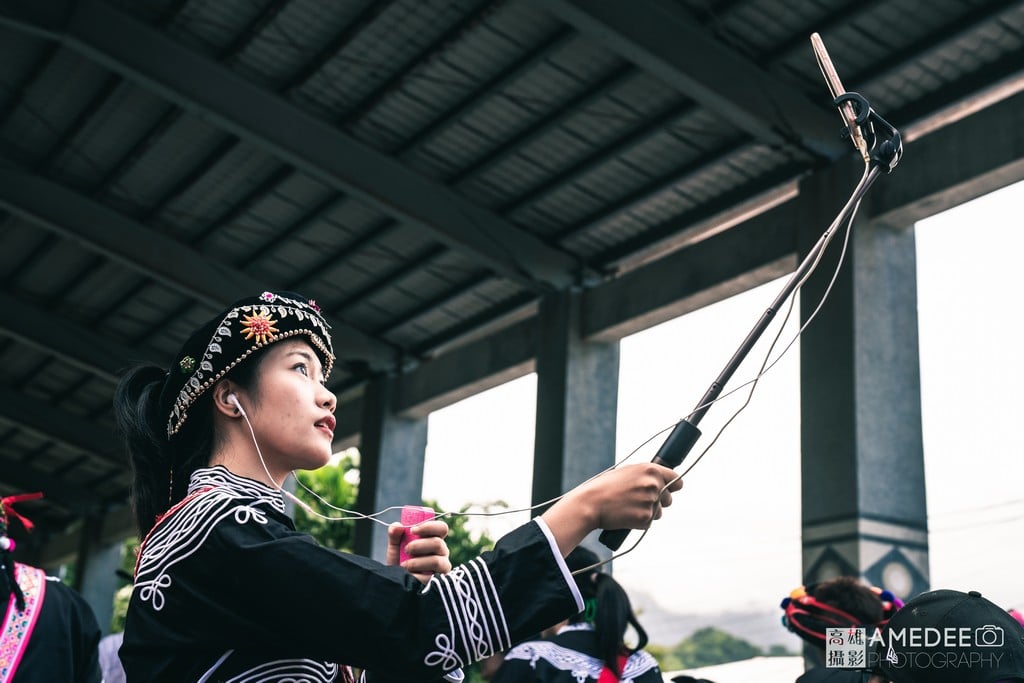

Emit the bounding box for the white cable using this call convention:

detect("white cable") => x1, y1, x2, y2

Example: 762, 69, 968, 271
235, 161, 879, 567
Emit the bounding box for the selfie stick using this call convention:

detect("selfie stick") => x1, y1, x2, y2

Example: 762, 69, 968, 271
599, 34, 902, 551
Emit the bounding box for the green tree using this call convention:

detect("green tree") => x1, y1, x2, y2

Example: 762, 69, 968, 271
104, 536, 139, 631
292, 452, 360, 551
118, 537, 139, 578
767, 643, 797, 657
288, 451, 499, 565
645, 643, 683, 672
672, 626, 762, 668
111, 583, 133, 632
421, 498, 495, 567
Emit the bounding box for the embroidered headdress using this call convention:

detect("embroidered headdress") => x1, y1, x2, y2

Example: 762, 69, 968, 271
780, 579, 902, 646
160, 291, 334, 437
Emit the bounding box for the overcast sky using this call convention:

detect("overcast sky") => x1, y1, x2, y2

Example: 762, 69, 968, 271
420, 178, 1024, 631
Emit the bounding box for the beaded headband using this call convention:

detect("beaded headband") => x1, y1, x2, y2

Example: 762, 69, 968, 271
161, 291, 334, 437
780, 582, 903, 646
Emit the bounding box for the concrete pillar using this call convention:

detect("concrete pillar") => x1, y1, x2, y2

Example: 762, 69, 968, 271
533, 289, 620, 557
798, 159, 929, 602
353, 374, 428, 563
76, 514, 123, 635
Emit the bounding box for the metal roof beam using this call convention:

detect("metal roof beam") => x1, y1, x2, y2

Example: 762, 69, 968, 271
533, 0, 846, 159
33, 504, 137, 567
395, 317, 538, 419
0, 292, 146, 382
0, 457, 102, 515
873, 89, 1024, 229
0, 167, 398, 369
0, 386, 121, 465
374, 87, 1024, 417
583, 202, 799, 341
0, 0, 583, 291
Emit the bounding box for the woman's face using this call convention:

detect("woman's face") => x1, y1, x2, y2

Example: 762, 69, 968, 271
241, 339, 337, 478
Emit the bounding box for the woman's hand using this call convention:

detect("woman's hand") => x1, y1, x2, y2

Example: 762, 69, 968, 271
386, 519, 452, 584
541, 463, 682, 556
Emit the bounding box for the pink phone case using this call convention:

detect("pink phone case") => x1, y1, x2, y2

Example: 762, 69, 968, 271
399, 505, 435, 564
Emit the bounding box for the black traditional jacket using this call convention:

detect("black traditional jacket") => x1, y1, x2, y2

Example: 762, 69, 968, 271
121, 466, 581, 682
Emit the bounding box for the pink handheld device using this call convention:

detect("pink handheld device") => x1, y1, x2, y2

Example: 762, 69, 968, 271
399, 505, 435, 564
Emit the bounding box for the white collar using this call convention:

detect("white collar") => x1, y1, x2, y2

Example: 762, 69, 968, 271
188, 465, 287, 513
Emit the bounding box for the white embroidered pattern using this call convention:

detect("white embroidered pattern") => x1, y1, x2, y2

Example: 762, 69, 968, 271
421, 557, 511, 673
502, 638, 660, 682
221, 658, 339, 682
134, 467, 285, 612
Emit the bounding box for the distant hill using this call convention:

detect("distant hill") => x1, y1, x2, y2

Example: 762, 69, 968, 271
628, 587, 797, 652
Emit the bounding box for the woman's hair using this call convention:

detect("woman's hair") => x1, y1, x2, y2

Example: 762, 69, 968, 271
565, 547, 649, 676
812, 576, 885, 624
1, 539, 22, 612
114, 349, 267, 537
1, 547, 20, 611
781, 576, 902, 649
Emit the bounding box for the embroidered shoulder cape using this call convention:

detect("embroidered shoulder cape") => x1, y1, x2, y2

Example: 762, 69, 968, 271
493, 623, 662, 683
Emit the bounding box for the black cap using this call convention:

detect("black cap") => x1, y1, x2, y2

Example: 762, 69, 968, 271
875, 589, 1024, 683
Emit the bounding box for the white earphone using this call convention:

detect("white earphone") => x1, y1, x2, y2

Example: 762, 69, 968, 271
227, 393, 246, 416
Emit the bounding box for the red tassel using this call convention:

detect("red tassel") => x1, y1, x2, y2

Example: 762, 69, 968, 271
1, 492, 44, 532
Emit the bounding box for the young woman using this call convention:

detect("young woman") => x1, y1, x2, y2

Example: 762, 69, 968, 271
115, 291, 682, 682
491, 546, 663, 683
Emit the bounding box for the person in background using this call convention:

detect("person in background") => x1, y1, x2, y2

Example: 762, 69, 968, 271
0, 493, 101, 682
492, 546, 662, 682
780, 576, 902, 682
97, 630, 126, 683
869, 589, 1024, 683
115, 290, 683, 682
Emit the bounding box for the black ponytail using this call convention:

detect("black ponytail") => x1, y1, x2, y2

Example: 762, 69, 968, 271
564, 546, 650, 677
592, 572, 649, 675
114, 365, 212, 537
114, 365, 173, 536
1, 547, 24, 612
115, 346, 272, 537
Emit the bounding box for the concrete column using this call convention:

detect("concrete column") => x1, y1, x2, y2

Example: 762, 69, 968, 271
353, 374, 428, 563
533, 289, 620, 557
798, 159, 929, 602
75, 514, 123, 635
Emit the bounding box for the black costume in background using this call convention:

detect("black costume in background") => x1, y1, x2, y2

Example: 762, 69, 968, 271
492, 623, 662, 683
121, 466, 582, 682
796, 667, 870, 682
6, 570, 101, 683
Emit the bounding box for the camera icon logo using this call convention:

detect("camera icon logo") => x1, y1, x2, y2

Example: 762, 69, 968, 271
975, 625, 1004, 647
